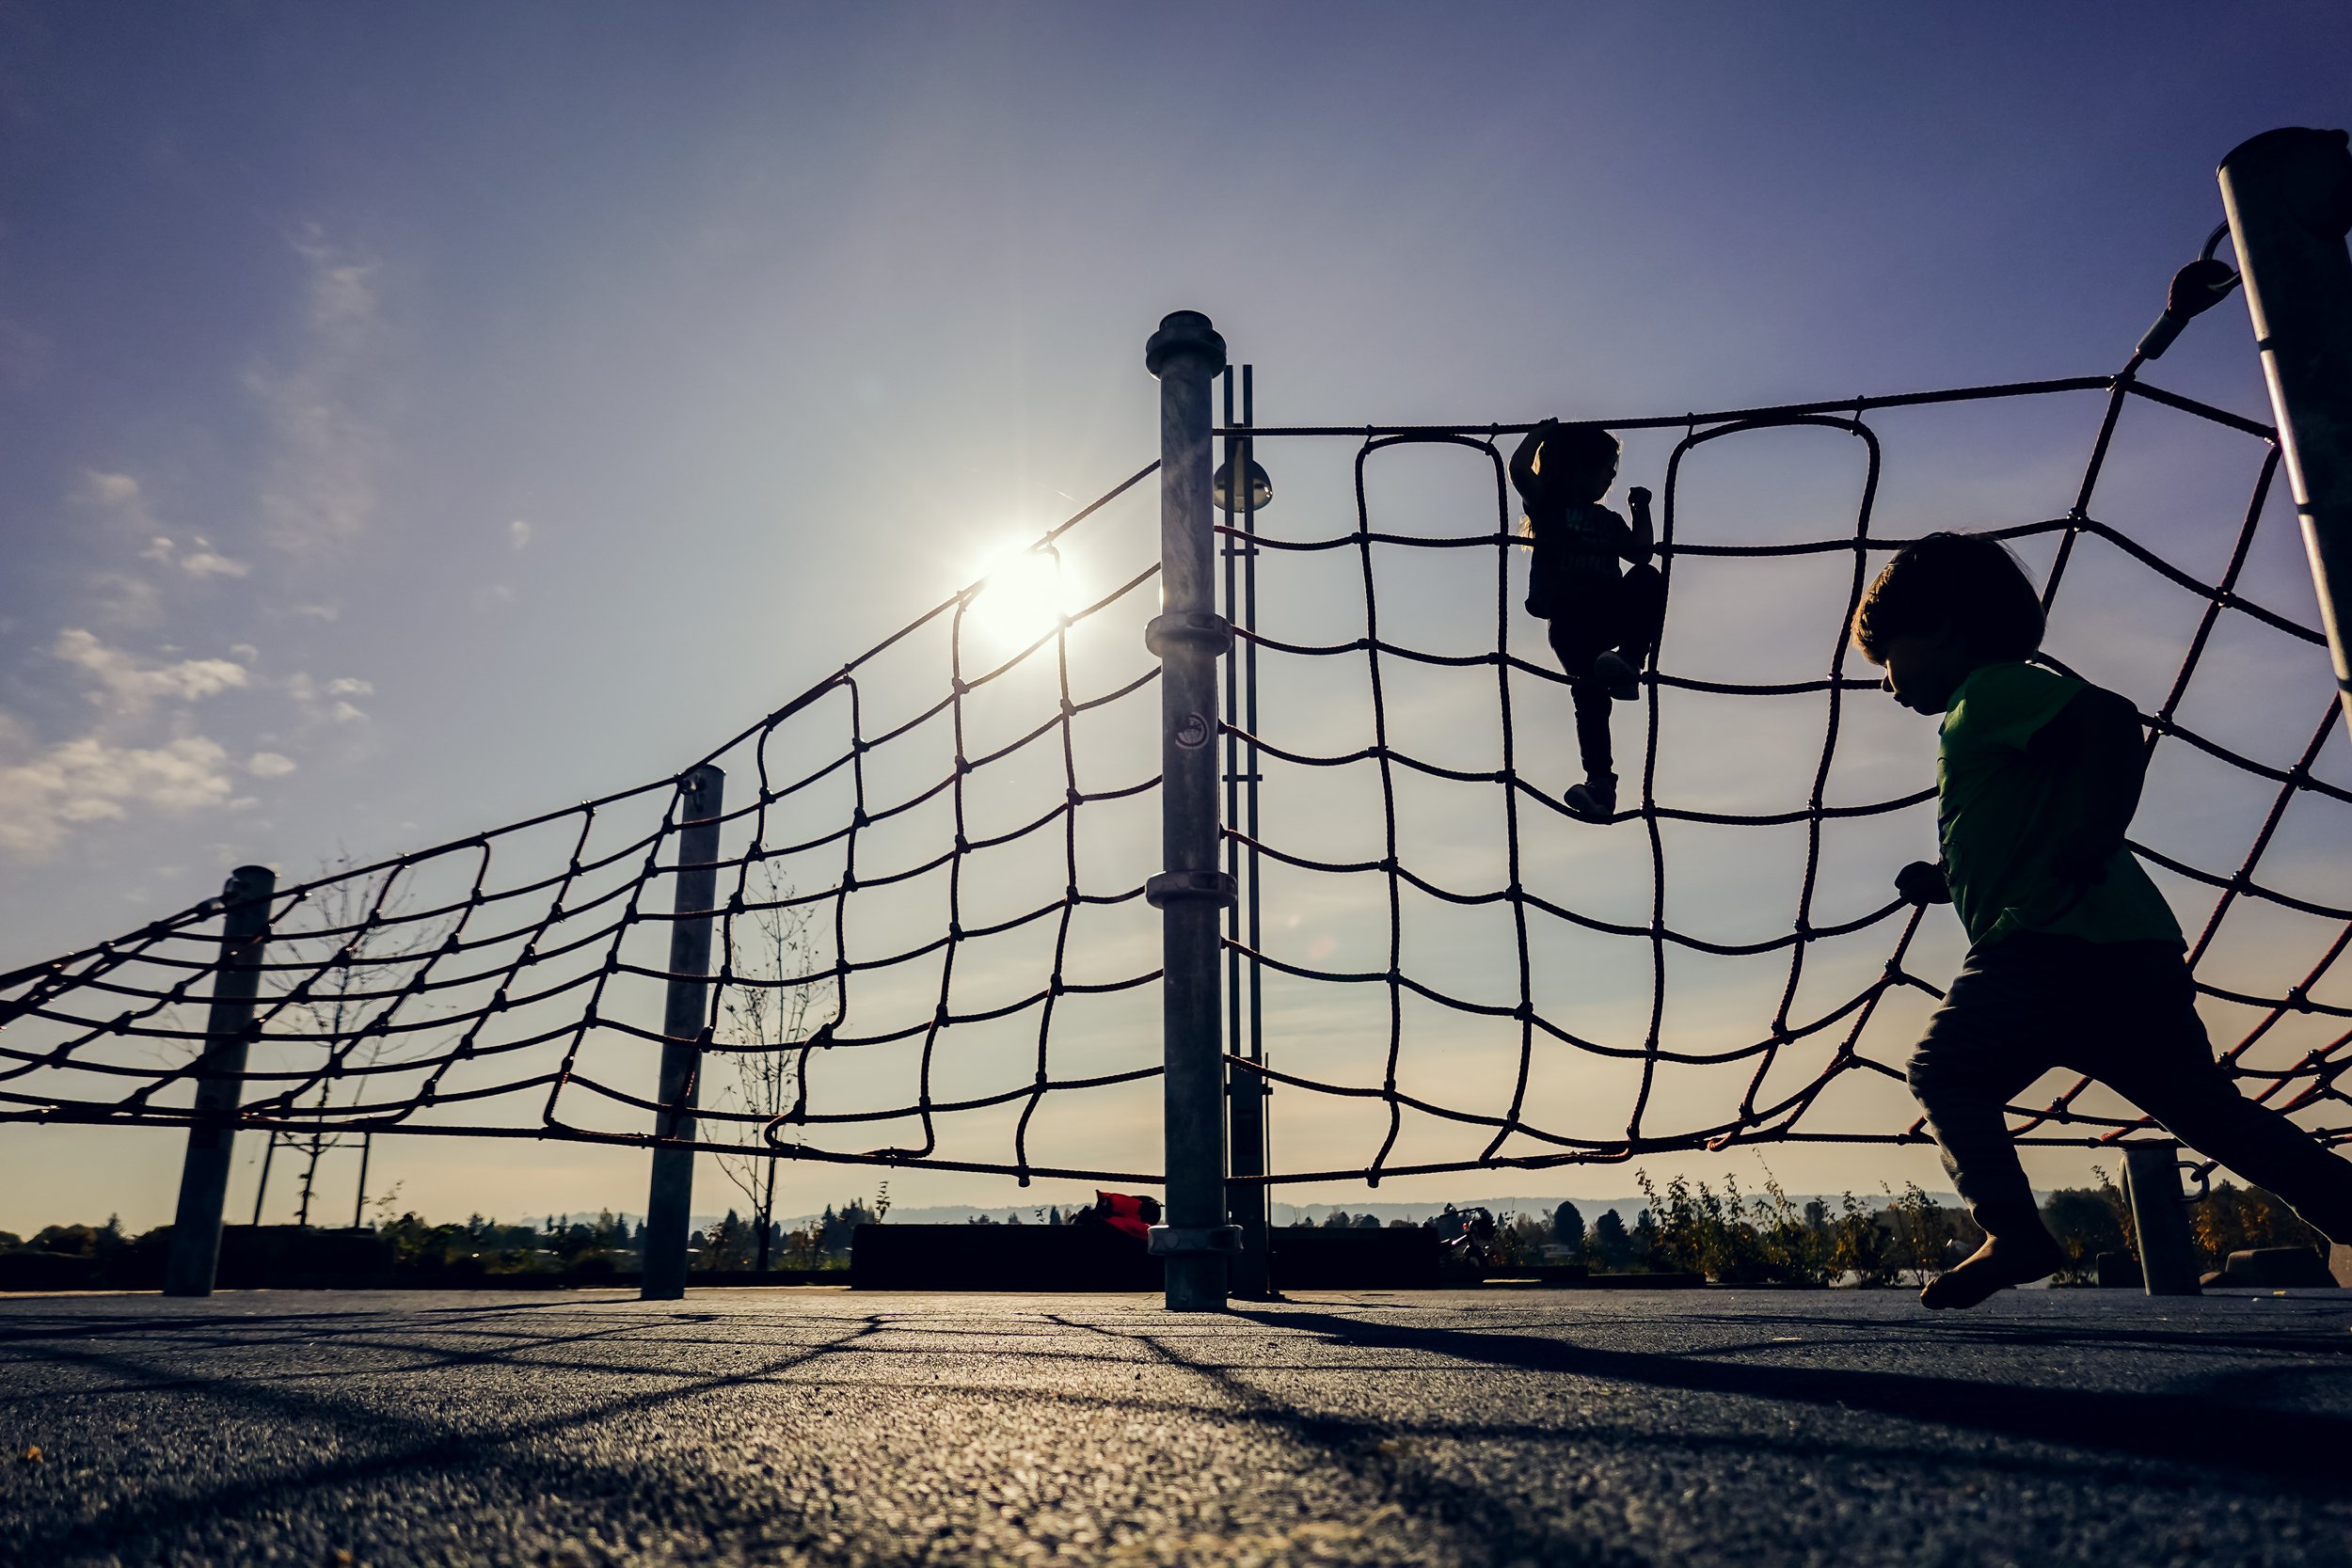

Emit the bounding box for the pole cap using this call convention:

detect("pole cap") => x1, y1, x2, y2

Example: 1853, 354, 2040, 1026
222, 865, 277, 905
2218, 128, 2352, 238
1146, 311, 1229, 379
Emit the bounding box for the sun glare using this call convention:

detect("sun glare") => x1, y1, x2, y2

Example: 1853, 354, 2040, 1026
965, 542, 1072, 647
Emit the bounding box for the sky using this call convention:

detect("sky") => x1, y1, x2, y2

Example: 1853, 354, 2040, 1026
3, 2, 2349, 1234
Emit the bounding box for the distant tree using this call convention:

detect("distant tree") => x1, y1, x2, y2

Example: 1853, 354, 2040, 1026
1550, 1201, 1585, 1258
2041, 1186, 2129, 1284
695, 1210, 758, 1271
1354, 1212, 1381, 1228
2189, 1180, 2327, 1271
1048, 1207, 1063, 1226
1631, 1209, 1658, 1268
1321, 1211, 1353, 1228
1590, 1210, 1631, 1270
714, 862, 832, 1272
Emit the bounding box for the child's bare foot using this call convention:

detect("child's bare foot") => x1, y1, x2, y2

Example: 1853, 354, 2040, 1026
1919, 1233, 2066, 1310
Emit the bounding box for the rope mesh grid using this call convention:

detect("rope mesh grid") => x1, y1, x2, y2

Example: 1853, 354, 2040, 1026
1, 333, 2346, 1196
0, 466, 1174, 1186
1219, 365, 2350, 1186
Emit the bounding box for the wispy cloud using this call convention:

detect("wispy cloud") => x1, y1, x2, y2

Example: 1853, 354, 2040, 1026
246, 751, 297, 777
0, 716, 238, 858
509, 518, 532, 550
286, 671, 370, 724
251, 227, 389, 554
52, 628, 248, 713
73, 469, 162, 541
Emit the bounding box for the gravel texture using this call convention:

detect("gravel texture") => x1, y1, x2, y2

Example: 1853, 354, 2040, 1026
4, 1285, 2350, 1566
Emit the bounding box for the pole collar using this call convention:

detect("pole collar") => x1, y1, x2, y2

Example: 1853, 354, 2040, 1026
1148, 1224, 1242, 1256
1146, 311, 1229, 379
1146, 610, 1233, 658
1146, 870, 1238, 909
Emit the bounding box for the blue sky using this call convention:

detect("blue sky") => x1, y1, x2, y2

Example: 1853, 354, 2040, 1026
3, 3, 2348, 1231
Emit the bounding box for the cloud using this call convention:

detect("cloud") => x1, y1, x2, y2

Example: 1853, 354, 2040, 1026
52, 628, 248, 713
73, 470, 163, 541
252, 227, 389, 553
0, 722, 238, 858
509, 518, 532, 550
246, 752, 297, 777
83, 571, 164, 630
286, 671, 371, 723
139, 532, 251, 579
178, 540, 250, 579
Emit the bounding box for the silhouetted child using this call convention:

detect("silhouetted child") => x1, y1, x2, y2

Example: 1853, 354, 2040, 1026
1511, 419, 1664, 821
1854, 531, 2352, 1309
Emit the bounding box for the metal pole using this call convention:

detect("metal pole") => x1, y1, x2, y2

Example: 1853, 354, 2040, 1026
2122, 1141, 2202, 1297
352, 1132, 372, 1230
2218, 127, 2352, 732
642, 763, 725, 1301
1243, 365, 1269, 1243
250, 1131, 276, 1226
164, 864, 276, 1297
1221, 368, 1272, 1300
1144, 309, 1237, 1311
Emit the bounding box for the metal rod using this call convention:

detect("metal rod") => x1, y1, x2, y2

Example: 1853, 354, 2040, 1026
641, 763, 726, 1302
1145, 309, 1233, 1311
2219, 127, 2352, 732
250, 1131, 275, 1226
1243, 365, 1268, 1240
2122, 1141, 2202, 1297
164, 864, 276, 1297
352, 1131, 372, 1230
1243, 365, 1267, 1230
1222, 365, 1271, 1300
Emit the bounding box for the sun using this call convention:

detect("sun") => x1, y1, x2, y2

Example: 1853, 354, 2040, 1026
965, 542, 1072, 647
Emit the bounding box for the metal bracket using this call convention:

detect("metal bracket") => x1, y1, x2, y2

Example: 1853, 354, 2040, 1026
1146, 610, 1233, 658
1148, 1224, 1241, 1257
1146, 870, 1237, 909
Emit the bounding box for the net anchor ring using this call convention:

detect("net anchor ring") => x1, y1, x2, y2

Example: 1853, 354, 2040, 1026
1146, 870, 1238, 910
1146, 610, 1233, 658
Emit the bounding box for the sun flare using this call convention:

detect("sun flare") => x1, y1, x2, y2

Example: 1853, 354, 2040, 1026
965, 543, 1072, 646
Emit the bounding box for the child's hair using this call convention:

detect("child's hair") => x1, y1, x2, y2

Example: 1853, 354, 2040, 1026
1851, 531, 2045, 663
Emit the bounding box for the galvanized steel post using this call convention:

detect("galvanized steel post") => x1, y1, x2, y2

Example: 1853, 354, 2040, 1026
1145, 309, 1238, 1311
1220, 366, 1273, 1300
164, 864, 276, 1297
2218, 127, 2352, 732
2122, 1142, 2202, 1297
642, 763, 725, 1301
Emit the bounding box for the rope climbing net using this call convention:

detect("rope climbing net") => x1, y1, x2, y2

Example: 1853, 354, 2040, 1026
2, 309, 2345, 1197
0, 465, 1178, 1184
1217, 368, 2351, 1184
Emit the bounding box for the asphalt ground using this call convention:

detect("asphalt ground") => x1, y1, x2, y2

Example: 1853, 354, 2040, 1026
3, 1286, 2350, 1567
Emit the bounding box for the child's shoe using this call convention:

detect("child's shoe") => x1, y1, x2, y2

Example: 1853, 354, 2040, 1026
1591, 651, 1640, 702
1564, 772, 1617, 822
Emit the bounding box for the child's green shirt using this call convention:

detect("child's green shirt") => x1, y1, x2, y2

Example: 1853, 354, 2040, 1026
1937, 660, 2182, 950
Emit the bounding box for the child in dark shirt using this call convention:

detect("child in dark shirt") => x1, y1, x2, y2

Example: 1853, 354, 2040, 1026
1511, 419, 1665, 821
1854, 531, 2352, 1309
